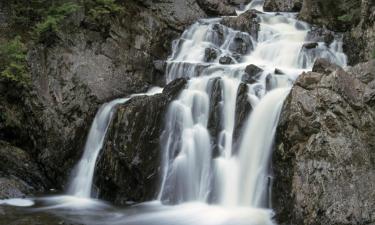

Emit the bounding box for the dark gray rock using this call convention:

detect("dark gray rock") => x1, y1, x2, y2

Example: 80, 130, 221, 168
219, 55, 235, 64
221, 9, 260, 39
204, 47, 219, 62
207, 77, 224, 157
302, 42, 318, 49
94, 79, 187, 205
233, 83, 252, 153
305, 27, 335, 46
263, 0, 303, 12
229, 32, 253, 55
0, 141, 47, 198
312, 58, 341, 74
273, 60, 375, 225
196, 0, 237, 16
242, 64, 263, 84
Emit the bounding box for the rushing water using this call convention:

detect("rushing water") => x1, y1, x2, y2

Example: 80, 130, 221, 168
1, 1, 347, 225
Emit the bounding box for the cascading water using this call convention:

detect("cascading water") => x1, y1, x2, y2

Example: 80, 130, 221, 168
68, 87, 162, 198
4, 1, 348, 224
159, 1, 346, 209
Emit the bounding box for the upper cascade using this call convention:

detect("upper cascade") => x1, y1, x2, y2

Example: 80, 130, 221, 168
158, 0, 347, 208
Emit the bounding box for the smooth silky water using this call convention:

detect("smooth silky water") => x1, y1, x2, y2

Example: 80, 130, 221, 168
1, 1, 347, 224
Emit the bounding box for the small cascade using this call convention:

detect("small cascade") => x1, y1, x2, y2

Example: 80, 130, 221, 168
158, 1, 347, 209
68, 88, 162, 198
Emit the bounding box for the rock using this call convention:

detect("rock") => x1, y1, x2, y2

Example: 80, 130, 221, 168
302, 42, 318, 49
263, 0, 303, 12
94, 78, 187, 205
207, 78, 224, 157
229, 32, 253, 55
273, 60, 375, 225
204, 47, 219, 62
196, 0, 237, 16
233, 83, 252, 153
242, 64, 264, 84
266, 74, 276, 91
219, 56, 235, 64
208, 24, 226, 47
0, 0, 208, 191
274, 68, 285, 75
0, 141, 47, 198
221, 9, 260, 38
347, 60, 375, 84
312, 58, 341, 74
305, 27, 335, 46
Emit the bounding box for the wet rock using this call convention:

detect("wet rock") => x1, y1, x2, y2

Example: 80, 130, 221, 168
196, 0, 237, 16
302, 42, 318, 49
273, 60, 375, 225
0, 141, 47, 198
242, 64, 264, 84
204, 47, 219, 62
263, 0, 303, 12
306, 27, 335, 46
221, 9, 260, 38
207, 78, 224, 157
94, 79, 187, 205
229, 32, 253, 55
274, 68, 285, 75
266, 74, 276, 91
219, 56, 235, 64
209, 24, 226, 47
233, 83, 252, 153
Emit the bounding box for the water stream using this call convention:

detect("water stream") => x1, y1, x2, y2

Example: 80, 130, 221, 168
1, 1, 347, 224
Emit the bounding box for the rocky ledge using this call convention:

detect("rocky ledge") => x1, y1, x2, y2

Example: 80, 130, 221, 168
93, 78, 187, 205
273, 59, 375, 225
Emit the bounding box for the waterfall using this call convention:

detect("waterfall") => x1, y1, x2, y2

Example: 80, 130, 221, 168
68, 88, 162, 198
158, 1, 347, 208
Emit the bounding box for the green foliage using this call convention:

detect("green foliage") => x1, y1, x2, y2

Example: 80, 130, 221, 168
85, 0, 122, 21
0, 36, 29, 85
33, 2, 80, 44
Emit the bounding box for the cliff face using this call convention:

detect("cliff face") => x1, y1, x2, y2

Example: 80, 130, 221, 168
273, 59, 375, 225
0, 0, 210, 197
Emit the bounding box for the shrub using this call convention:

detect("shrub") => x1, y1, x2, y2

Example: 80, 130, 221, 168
33, 2, 80, 44
86, 0, 122, 21
0, 36, 29, 85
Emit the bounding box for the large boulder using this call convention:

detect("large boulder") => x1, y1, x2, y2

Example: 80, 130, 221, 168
221, 9, 260, 38
263, 0, 303, 12
273, 59, 375, 225
94, 79, 187, 205
0, 141, 47, 198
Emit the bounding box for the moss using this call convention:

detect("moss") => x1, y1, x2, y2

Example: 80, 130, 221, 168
86, 0, 122, 21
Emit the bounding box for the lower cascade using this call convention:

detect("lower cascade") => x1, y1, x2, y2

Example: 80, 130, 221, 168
1, 1, 349, 225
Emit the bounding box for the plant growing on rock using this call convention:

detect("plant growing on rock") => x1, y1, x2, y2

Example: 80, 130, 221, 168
0, 36, 29, 86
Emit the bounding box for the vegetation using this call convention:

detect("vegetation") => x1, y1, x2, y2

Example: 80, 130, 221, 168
85, 0, 123, 21
0, 36, 29, 86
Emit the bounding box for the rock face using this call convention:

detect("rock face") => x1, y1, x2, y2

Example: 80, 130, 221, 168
94, 79, 187, 205
263, 0, 302, 12
0, 0, 208, 193
196, 0, 237, 16
0, 141, 47, 198
273, 59, 375, 225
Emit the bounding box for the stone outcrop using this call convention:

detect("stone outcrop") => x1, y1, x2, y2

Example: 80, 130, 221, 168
273, 59, 375, 225
196, 0, 237, 16
0, 141, 47, 198
263, 0, 303, 12
221, 9, 260, 39
94, 78, 187, 205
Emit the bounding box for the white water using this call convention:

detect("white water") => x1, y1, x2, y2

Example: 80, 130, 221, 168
68, 87, 162, 198
3, 2, 348, 225
159, 0, 346, 209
